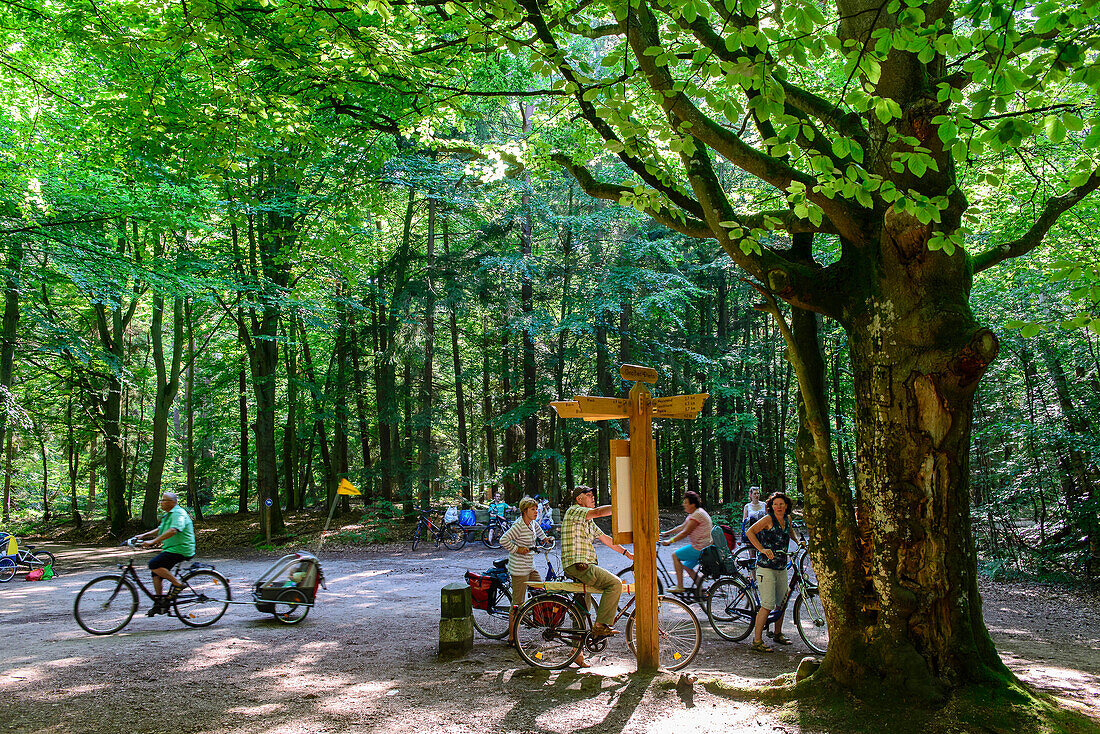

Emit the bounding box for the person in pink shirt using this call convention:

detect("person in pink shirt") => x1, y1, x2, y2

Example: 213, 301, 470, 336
658, 491, 713, 592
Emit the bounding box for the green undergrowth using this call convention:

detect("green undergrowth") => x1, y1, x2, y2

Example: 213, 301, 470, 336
699, 673, 1099, 734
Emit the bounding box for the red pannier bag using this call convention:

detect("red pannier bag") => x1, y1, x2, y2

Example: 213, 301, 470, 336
531, 598, 567, 626
465, 571, 493, 611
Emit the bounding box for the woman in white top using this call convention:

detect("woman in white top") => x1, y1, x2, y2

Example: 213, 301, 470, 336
659, 491, 713, 592
500, 497, 550, 606
743, 486, 765, 525
742, 486, 765, 555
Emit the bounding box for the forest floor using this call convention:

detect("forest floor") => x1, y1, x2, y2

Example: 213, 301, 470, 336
1, 525, 1098, 734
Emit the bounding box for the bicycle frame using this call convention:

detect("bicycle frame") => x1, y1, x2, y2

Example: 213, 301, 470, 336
417, 512, 448, 541
744, 553, 811, 624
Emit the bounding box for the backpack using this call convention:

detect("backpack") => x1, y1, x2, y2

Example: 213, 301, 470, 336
699, 545, 724, 578
711, 525, 737, 575
459, 509, 476, 526
42, 564, 54, 580
25, 568, 44, 582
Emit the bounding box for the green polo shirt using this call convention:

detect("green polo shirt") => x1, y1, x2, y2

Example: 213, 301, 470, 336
159, 504, 196, 557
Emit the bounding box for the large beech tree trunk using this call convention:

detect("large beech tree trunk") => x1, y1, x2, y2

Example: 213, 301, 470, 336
779, 230, 1004, 700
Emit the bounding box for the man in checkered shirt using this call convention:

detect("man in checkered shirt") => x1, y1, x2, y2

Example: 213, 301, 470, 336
560, 484, 634, 637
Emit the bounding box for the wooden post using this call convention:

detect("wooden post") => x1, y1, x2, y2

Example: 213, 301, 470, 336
550, 363, 704, 673
629, 381, 659, 671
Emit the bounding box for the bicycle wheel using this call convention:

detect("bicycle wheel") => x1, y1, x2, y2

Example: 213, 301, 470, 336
411, 524, 423, 551
794, 587, 829, 654
706, 576, 757, 641
74, 575, 138, 635
481, 523, 503, 549
513, 596, 586, 669
472, 586, 512, 639
732, 545, 756, 578
31, 550, 56, 569
442, 523, 467, 550
798, 550, 818, 587
616, 565, 665, 608
0, 557, 15, 582
272, 588, 310, 625
625, 595, 701, 671
174, 570, 231, 628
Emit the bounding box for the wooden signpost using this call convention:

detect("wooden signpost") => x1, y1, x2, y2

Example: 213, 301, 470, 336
550, 363, 707, 672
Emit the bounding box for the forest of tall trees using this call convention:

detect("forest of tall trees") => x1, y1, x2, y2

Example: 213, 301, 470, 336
1, 0, 1098, 704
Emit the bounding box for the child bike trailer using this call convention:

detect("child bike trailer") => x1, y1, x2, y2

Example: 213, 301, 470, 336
252, 551, 325, 625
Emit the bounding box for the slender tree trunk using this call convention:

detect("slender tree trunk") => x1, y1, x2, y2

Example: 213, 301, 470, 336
349, 310, 373, 502
87, 432, 97, 518
418, 197, 437, 510
185, 301, 200, 518
68, 391, 81, 527
283, 322, 298, 511
238, 339, 250, 514
445, 238, 471, 499
0, 237, 21, 524
519, 102, 539, 498
141, 278, 184, 526
482, 314, 497, 487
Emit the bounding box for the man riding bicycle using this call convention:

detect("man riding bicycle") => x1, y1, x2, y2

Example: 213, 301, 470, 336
134, 492, 196, 616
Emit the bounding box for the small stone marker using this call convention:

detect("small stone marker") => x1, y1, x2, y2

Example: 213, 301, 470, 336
439, 583, 473, 655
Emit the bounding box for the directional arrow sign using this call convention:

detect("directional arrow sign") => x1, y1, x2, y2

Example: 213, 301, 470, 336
550, 401, 581, 418
576, 395, 630, 418
653, 393, 709, 416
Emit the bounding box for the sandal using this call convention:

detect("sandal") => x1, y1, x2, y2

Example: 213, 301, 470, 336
773, 633, 792, 645
751, 640, 773, 653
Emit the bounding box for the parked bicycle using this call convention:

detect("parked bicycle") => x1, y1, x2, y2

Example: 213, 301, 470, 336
512, 581, 701, 671
73, 538, 231, 635
411, 507, 466, 551
468, 540, 558, 639
706, 535, 827, 653
0, 533, 55, 578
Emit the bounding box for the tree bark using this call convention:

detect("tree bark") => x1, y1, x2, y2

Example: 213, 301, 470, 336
140, 257, 184, 527
418, 196, 437, 510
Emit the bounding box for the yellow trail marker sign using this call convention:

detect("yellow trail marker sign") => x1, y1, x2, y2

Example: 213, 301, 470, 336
337, 479, 361, 496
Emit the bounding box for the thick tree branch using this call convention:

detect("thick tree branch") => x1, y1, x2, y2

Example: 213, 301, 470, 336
627, 0, 866, 243
551, 154, 713, 238
972, 169, 1100, 273
517, 0, 708, 221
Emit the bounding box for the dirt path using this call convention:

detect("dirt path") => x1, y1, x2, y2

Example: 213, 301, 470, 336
0, 542, 1097, 734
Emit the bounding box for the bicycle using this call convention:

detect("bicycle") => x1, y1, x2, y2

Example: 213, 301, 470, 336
705, 539, 828, 653
616, 542, 728, 609
469, 539, 558, 640
8, 538, 55, 575
511, 580, 701, 671
730, 520, 817, 586
411, 507, 466, 551
73, 538, 231, 635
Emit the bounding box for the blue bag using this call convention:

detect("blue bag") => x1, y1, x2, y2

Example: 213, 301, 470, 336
459, 509, 476, 526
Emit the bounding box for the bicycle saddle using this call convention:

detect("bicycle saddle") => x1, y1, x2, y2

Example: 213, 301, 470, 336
493, 559, 508, 570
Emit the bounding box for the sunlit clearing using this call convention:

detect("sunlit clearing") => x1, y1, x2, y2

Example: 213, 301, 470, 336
177, 638, 266, 671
